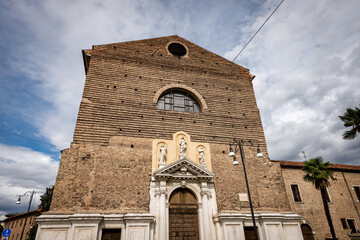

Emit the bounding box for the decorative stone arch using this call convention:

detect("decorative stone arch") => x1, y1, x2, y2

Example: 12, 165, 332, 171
153, 83, 208, 111
167, 183, 202, 205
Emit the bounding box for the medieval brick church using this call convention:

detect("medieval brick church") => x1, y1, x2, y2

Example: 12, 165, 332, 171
35, 36, 360, 240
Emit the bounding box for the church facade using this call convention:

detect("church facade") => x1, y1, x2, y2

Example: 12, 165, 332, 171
33, 35, 348, 240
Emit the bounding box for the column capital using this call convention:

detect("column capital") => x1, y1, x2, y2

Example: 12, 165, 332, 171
200, 189, 212, 198
155, 189, 168, 197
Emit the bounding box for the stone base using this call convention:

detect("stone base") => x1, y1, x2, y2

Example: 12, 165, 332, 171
214, 212, 303, 240
35, 212, 303, 240
35, 213, 154, 240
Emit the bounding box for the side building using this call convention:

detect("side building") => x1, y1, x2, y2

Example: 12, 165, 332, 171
35, 35, 303, 240
276, 160, 360, 240
3, 209, 40, 240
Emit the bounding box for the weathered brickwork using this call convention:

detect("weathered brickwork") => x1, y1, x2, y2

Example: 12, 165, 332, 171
45, 35, 360, 240
51, 137, 152, 213
279, 162, 360, 240
210, 143, 291, 212
75, 35, 266, 147
51, 36, 289, 215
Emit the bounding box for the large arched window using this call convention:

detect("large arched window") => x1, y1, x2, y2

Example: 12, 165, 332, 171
157, 90, 201, 112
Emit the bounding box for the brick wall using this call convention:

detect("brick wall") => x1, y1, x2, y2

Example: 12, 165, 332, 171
210, 143, 291, 212
51, 137, 152, 213
281, 166, 360, 240
74, 35, 266, 147
51, 36, 292, 213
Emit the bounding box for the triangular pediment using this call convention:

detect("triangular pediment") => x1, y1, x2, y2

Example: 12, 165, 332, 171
154, 158, 214, 181
83, 35, 250, 78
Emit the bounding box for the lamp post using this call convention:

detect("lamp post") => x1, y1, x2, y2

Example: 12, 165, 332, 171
16, 191, 35, 240
229, 139, 263, 240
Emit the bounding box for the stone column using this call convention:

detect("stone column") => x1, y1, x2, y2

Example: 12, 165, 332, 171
158, 181, 167, 240
153, 189, 160, 240
201, 183, 212, 240
149, 178, 160, 240
198, 205, 204, 240
213, 217, 223, 240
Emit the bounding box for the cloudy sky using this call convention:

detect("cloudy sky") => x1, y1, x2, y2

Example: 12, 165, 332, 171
0, 0, 359, 217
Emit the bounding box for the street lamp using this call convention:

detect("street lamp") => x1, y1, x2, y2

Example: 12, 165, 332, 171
229, 139, 263, 240
16, 191, 35, 240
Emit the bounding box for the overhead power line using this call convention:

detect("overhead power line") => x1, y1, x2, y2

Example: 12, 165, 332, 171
0, 129, 63, 149
232, 0, 285, 62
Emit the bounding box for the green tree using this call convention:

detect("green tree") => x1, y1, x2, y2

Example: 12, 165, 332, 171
38, 186, 54, 212
0, 224, 3, 236
26, 224, 38, 240
303, 157, 337, 239
338, 105, 360, 139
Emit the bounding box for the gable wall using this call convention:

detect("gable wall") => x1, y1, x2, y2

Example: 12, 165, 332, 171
51, 36, 292, 214
74, 35, 266, 147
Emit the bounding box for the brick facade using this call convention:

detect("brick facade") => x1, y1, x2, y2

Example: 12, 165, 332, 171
277, 161, 360, 240
45, 36, 360, 240
74, 35, 266, 146
3, 209, 40, 240
51, 35, 290, 215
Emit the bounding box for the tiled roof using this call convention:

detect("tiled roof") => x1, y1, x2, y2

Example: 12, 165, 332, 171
5, 209, 41, 220
271, 160, 360, 172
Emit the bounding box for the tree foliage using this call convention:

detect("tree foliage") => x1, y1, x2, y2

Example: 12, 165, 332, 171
338, 105, 360, 139
303, 157, 335, 189
26, 224, 38, 240
303, 157, 337, 239
38, 186, 54, 212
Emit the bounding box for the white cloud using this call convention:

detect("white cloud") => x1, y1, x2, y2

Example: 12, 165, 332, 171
3, 0, 359, 163
0, 143, 58, 216
225, 0, 360, 164
1, 0, 359, 217
0, 0, 261, 216
1, 0, 261, 149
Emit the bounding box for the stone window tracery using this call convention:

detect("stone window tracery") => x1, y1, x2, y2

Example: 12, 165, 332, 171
157, 90, 201, 113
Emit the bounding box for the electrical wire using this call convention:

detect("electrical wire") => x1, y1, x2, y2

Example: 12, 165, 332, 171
232, 0, 285, 62
0, 129, 64, 149
1, 2, 287, 150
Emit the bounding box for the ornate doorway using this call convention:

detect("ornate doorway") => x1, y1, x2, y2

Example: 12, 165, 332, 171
169, 188, 199, 240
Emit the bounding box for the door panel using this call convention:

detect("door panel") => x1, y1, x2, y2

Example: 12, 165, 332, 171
169, 189, 199, 240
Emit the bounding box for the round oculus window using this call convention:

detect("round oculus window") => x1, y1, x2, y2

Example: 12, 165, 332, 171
168, 43, 187, 57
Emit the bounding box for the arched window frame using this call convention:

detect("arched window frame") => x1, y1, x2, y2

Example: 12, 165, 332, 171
153, 84, 208, 113
157, 90, 201, 112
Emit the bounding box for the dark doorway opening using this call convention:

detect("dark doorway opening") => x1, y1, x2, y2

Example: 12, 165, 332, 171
102, 229, 121, 240
244, 226, 258, 240
301, 224, 315, 240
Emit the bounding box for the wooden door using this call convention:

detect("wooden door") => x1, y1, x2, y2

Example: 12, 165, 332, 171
102, 229, 121, 240
169, 189, 199, 240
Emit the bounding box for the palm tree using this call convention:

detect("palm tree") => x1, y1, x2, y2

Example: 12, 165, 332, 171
338, 105, 360, 139
303, 157, 337, 240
